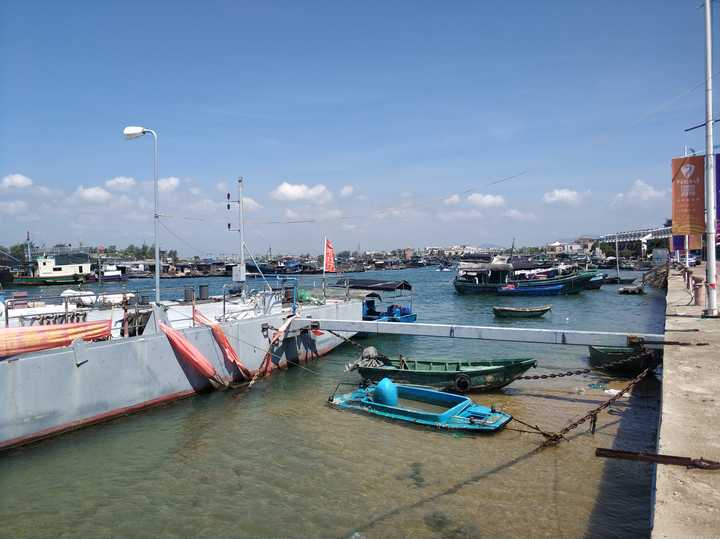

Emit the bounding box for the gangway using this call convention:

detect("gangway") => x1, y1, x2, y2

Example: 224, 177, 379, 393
290, 319, 666, 348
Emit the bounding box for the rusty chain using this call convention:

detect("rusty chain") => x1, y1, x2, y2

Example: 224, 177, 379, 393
536, 368, 650, 449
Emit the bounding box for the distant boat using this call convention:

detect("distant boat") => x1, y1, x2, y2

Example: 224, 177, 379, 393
584, 274, 604, 290
11, 254, 93, 286
492, 305, 552, 318
453, 259, 597, 295
329, 379, 512, 433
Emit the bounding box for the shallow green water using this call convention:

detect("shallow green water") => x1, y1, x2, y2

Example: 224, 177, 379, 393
0, 268, 665, 538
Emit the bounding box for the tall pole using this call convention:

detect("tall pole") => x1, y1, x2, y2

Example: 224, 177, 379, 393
615, 237, 620, 281
704, 0, 718, 315
149, 129, 160, 304
238, 177, 246, 295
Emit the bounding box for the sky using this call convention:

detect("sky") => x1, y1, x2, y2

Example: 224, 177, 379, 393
0, 1, 715, 256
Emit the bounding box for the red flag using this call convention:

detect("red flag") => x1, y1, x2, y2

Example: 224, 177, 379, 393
324, 238, 336, 273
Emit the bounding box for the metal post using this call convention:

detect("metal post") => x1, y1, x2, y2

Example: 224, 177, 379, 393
238, 177, 246, 296
704, 0, 718, 316
685, 235, 690, 267
146, 129, 160, 304
615, 237, 620, 280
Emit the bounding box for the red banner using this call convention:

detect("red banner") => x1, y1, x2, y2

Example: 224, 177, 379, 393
324, 238, 336, 273
672, 156, 705, 235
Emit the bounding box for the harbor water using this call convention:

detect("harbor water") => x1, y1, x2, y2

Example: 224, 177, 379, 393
0, 268, 665, 538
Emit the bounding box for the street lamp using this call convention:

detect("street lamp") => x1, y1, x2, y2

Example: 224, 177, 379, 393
123, 125, 160, 303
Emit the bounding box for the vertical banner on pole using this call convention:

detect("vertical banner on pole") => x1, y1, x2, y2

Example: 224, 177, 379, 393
672, 155, 706, 235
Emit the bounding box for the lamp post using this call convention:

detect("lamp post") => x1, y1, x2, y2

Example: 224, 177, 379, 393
703, 0, 718, 316
123, 125, 160, 303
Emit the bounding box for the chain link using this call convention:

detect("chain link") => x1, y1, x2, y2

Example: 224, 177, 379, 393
536, 367, 650, 449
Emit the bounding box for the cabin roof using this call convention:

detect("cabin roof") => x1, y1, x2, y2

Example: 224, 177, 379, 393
332, 278, 412, 291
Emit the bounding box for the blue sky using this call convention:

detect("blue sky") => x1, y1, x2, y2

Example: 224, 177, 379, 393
0, 1, 713, 255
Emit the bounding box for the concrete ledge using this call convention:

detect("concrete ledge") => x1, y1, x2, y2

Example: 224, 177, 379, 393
652, 264, 720, 539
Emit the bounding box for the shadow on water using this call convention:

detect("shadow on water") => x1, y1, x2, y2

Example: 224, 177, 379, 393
585, 376, 661, 539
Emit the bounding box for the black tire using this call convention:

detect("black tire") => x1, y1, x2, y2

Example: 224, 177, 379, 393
454, 373, 471, 393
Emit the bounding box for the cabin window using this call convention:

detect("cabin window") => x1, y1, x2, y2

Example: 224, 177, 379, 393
78, 266, 83, 272
53, 267, 62, 272
42, 262, 47, 266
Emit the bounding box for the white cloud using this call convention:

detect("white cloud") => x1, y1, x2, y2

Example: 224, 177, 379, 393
242, 197, 262, 211
443, 194, 461, 205
438, 209, 483, 222
467, 193, 505, 208
76, 185, 112, 203
613, 180, 666, 205
271, 182, 333, 204
341, 223, 358, 230
2, 174, 33, 189
105, 176, 136, 191
542, 188, 589, 206
284, 207, 342, 221
158, 177, 180, 192
503, 208, 537, 221
215, 181, 228, 193
0, 200, 28, 214
340, 185, 354, 197
189, 187, 201, 196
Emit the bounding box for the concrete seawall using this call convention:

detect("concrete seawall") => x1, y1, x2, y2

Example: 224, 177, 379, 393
652, 265, 720, 538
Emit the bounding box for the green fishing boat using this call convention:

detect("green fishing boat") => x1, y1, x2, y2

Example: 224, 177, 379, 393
355, 356, 537, 393
588, 345, 659, 374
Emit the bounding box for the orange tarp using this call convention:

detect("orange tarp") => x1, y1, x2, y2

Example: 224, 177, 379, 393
192, 311, 251, 379
158, 322, 225, 386
0, 320, 112, 357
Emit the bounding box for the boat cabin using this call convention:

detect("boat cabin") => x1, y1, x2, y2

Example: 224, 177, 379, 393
331, 279, 416, 323
455, 261, 513, 285
35, 254, 92, 278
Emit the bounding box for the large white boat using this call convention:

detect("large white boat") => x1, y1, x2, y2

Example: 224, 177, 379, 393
12, 253, 93, 286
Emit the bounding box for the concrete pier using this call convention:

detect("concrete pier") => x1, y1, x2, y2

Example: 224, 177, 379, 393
652, 264, 720, 538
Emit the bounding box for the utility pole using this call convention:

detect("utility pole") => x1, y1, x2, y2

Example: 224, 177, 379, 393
704, 0, 718, 316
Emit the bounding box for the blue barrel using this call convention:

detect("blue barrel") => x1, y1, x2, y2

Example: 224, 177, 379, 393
374, 378, 398, 406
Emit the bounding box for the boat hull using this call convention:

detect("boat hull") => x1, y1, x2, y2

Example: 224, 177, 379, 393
331, 383, 512, 432
588, 346, 659, 374
493, 306, 551, 318
0, 300, 361, 452
10, 274, 89, 286
358, 358, 537, 392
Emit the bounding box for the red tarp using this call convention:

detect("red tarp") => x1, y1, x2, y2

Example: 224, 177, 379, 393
159, 322, 224, 386
0, 320, 112, 358
192, 311, 251, 379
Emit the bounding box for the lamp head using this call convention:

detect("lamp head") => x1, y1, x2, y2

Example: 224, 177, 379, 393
123, 126, 147, 139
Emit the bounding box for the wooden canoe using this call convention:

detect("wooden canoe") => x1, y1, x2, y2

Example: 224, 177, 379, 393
493, 305, 552, 318
358, 357, 537, 392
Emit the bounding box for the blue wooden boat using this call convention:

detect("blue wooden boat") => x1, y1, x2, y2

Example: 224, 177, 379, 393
328, 379, 512, 433
496, 283, 564, 296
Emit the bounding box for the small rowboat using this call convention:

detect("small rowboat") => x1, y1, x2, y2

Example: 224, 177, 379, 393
328, 379, 512, 433
355, 357, 537, 392
493, 305, 552, 318
496, 284, 564, 296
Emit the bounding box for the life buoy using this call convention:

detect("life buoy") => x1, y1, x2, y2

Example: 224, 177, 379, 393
454, 373, 471, 393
